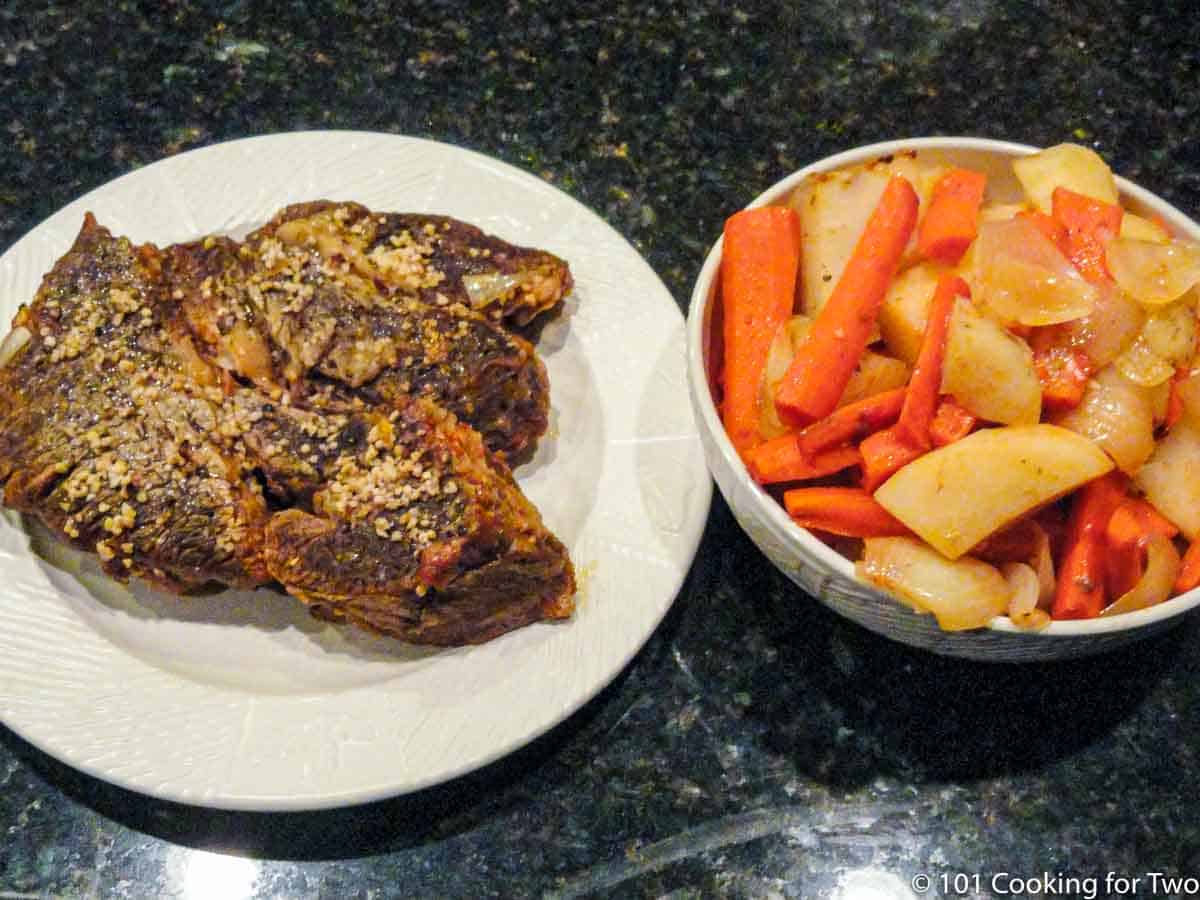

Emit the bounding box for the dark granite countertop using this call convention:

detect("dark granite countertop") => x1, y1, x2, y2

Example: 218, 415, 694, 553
2, 2, 1200, 897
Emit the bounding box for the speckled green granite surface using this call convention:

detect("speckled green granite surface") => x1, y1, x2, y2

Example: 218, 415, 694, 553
2, 2, 1200, 897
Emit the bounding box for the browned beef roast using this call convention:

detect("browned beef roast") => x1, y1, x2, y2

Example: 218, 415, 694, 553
260, 201, 572, 327
0, 213, 575, 644
164, 201, 567, 461
238, 392, 574, 645
0, 215, 272, 591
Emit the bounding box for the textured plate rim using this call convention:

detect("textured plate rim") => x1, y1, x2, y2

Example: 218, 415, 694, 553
0, 130, 712, 810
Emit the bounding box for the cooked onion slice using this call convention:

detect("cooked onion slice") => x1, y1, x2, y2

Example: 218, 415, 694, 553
462, 271, 521, 309
1100, 532, 1181, 617
971, 216, 1097, 326
1143, 301, 1197, 365
859, 536, 1011, 631
1052, 365, 1156, 474
1067, 282, 1144, 369
1106, 237, 1200, 306
1030, 523, 1056, 607
1002, 562, 1050, 629
1114, 301, 1196, 388
758, 317, 809, 440
1115, 334, 1175, 387
0, 326, 31, 369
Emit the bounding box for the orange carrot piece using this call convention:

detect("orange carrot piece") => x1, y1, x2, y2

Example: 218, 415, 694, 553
1052, 186, 1123, 284
744, 441, 861, 486
1106, 499, 1180, 598
855, 275, 968, 492
1031, 326, 1093, 413
793, 387, 907, 457
1018, 209, 1068, 254
783, 487, 911, 537
720, 206, 802, 456
775, 176, 919, 427
1114, 497, 1179, 540
1035, 348, 1092, 412
917, 168, 987, 265
929, 397, 977, 447
896, 275, 969, 449
1052, 472, 1128, 619
1175, 539, 1200, 594
858, 426, 923, 493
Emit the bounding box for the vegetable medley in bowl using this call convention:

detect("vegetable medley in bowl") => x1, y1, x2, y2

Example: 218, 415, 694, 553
687, 137, 1200, 659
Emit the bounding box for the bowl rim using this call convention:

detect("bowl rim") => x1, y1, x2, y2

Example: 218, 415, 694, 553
686, 135, 1200, 639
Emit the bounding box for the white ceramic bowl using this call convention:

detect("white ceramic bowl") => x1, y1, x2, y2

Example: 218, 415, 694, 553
687, 137, 1200, 661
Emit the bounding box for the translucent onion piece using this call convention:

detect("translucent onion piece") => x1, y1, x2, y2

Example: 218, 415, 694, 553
1115, 334, 1174, 387
838, 352, 910, 408
1030, 523, 1056, 607
1120, 213, 1171, 245
858, 536, 1011, 631
1052, 365, 1156, 474
757, 321, 798, 440
980, 202, 1032, 223
1106, 237, 1200, 306
462, 271, 521, 307
1066, 282, 1144, 369
1134, 416, 1200, 540
757, 316, 812, 440
1100, 532, 1181, 617
1001, 562, 1049, 629
1012, 143, 1118, 213
1142, 301, 1197, 366
972, 217, 1097, 326
0, 326, 31, 368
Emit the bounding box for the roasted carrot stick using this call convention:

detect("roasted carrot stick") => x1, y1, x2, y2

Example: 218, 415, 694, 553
1052, 187, 1123, 284
858, 427, 923, 493
1030, 326, 1093, 413
1115, 497, 1179, 539
917, 168, 987, 265
744, 442, 861, 486
774, 175, 919, 427
896, 274, 969, 449
720, 206, 802, 456
794, 387, 907, 457
783, 486, 911, 537
1106, 498, 1180, 598
1035, 349, 1092, 412
855, 274, 967, 491
1052, 472, 1127, 619
929, 397, 977, 447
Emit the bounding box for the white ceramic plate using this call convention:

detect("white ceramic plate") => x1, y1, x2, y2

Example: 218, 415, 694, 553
0, 131, 711, 810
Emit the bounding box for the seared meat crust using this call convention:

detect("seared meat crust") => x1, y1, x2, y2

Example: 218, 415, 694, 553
0, 216, 270, 591
0, 212, 575, 644
263, 201, 572, 327
257, 397, 574, 645
166, 201, 560, 460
